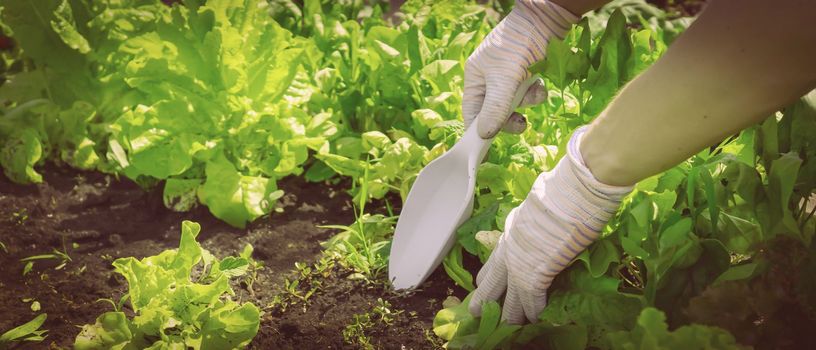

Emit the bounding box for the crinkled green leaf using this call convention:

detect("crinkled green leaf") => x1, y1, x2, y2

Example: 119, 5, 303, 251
77, 222, 260, 349
163, 179, 203, 212
584, 10, 632, 117
1, 128, 43, 184
171, 220, 203, 280
74, 312, 133, 350
217, 256, 250, 278
195, 302, 260, 350
50, 0, 90, 54
198, 155, 276, 228
434, 294, 479, 346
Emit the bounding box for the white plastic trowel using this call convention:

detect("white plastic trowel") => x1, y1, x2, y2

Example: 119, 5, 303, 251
388, 78, 537, 290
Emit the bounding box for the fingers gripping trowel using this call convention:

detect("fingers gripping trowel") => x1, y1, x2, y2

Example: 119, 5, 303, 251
388, 78, 537, 290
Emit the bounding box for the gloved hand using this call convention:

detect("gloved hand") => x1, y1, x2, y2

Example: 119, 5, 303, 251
468, 127, 633, 324
464, 0, 578, 138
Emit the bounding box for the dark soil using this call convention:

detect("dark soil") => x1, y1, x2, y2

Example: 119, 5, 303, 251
0, 164, 464, 349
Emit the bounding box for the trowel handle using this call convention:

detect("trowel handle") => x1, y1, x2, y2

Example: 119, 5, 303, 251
457, 125, 494, 166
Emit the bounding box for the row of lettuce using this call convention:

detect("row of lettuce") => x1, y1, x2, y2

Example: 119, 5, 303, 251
0, 0, 498, 228
2, 0, 815, 349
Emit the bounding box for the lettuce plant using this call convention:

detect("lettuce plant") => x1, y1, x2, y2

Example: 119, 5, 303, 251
0, 0, 330, 227
74, 221, 260, 349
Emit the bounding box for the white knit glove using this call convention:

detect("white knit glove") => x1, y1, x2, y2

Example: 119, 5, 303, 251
464, 0, 578, 138
468, 127, 633, 324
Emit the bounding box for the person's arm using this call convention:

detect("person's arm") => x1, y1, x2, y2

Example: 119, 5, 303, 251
582, 0, 816, 186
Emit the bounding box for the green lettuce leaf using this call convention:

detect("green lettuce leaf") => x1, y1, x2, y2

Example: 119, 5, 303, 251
75, 221, 260, 349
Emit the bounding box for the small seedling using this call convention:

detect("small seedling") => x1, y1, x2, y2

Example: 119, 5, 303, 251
269, 257, 337, 313
0, 314, 48, 349
11, 209, 28, 225
20, 247, 72, 275
238, 244, 263, 297
342, 299, 405, 349
342, 313, 374, 350
371, 298, 401, 326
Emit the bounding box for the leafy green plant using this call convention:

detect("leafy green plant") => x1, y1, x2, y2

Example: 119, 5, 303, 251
2, 0, 814, 348
0, 0, 331, 227
321, 213, 396, 281
74, 221, 260, 349
0, 0, 495, 229
434, 295, 521, 350
435, 2, 816, 349
0, 314, 48, 349
237, 244, 264, 297
321, 161, 396, 280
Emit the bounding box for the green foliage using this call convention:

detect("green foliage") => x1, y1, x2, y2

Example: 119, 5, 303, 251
0, 128, 42, 183
534, 267, 643, 349
443, 243, 475, 292
321, 213, 395, 279
435, 2, 816, 349
0, 0, 498, 228
0, 0, 328, 227
0, 314, 48, 349
607, 308, 749, 350
433, 295, 521, 350
3, 0, 815, 348
74, 221, 260, 349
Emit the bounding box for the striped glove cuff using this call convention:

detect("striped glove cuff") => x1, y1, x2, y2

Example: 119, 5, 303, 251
524, 126, 633, 240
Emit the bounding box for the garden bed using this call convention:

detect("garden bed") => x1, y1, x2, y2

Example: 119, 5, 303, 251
3, 0, 816, 349
0, 164, 464, 349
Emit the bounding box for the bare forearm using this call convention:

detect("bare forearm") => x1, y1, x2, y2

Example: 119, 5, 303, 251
581, 0, 816, 186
